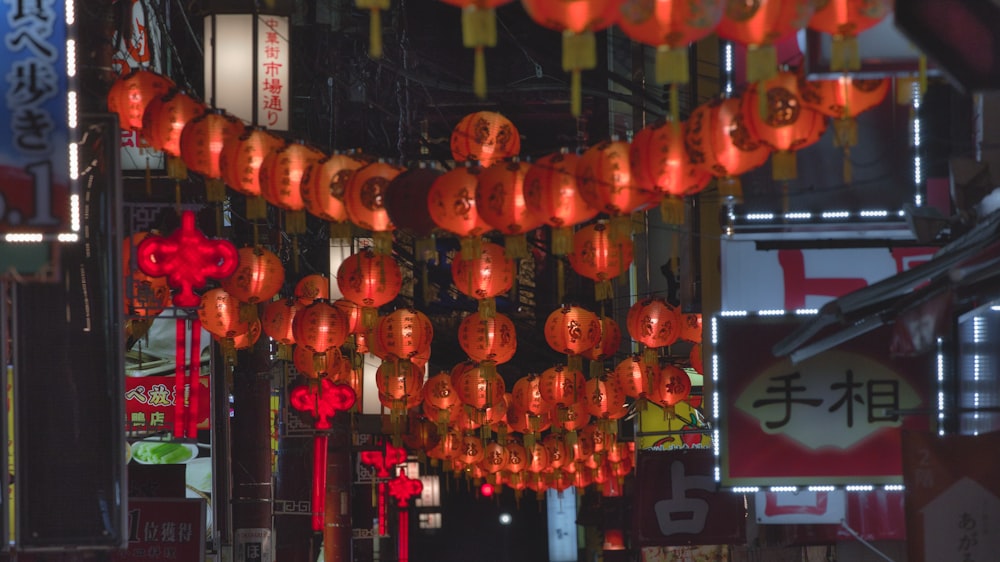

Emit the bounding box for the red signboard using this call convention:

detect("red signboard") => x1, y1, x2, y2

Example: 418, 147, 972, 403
125, 375, 210, 435
113, 498, 205, 562
633, 449, 746, 546
717, 314, 934, 487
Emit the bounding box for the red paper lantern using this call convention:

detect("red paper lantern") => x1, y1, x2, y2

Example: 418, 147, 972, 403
630, 119, 712, 202
615, 354, 659, 400
474, 160, 543, 258
452, 364, 506, 411
617, 0, 725, 84
423, 372, 461, 411
544, 305, 600, 357
222, 246, 285, 304
293, 344, 347, 379
458, 311, 517, 365
507, 403, 553, 436
260, 140, 326, 212
800, 76, 889, 176
384, 167, 443, 238
224, 319, 262, 351
107, 68, 175, 131
337, 248, 403, 322
450, 241, 515, 316
525, 440, 551, 473
480, 440, 509, 474
690, 343, 704, 375
582, 316, 621, 362
542, 433, 569, 470
293, 300, 349, 353
577, 139, 658, 218
715, 0, 815, 82
583, 374, 627, 420
301, 153, 364, 223
198, 287, 249, 339
427, 165, 492, 254
522, 150, 598, 255
295, 274, 331, 306
376, 360, 424, 409
808, 0, 893, 71
538, 365, 585, 409
511, 374, 551, 417
627, 297, 682, 349
344, 161, 403, 234
520, 0, 624, 116
219, 126, 285, 198
450, 111, 520, 168
261, 297, 298, 346
651, 364, 692, 407
685, 97, 772, 202
742, 70, 829, 180
568, 221, 634, 301
376, 307, 434, 361
457, 434, 486, 465
679, 313, 703, 343
179, 109, 245, 181
552, 400, 592, 432
141, 88, 206, 157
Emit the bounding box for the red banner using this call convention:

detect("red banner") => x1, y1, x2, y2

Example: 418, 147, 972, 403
113, 498, 205, 562
633, 449, 746, 546
125, 375, 210, 435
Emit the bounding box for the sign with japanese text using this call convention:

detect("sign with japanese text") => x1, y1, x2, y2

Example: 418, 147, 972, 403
125, 375, 210, 435
634, 449, 746, 547
112, 0, 165, 171
754, 490, 846, 524
1, 0, 72, 237
204, 14, 289, 130
902, 431, 1000, 562
113, 498, 205, 562
235, 527, 272, 562
716, 314, 934, 487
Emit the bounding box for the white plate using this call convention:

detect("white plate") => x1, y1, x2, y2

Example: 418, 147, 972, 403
185, 457, 213, 493
130, 439, 199, 465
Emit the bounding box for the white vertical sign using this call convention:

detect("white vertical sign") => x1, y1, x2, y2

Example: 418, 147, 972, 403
546, 488, 578, 562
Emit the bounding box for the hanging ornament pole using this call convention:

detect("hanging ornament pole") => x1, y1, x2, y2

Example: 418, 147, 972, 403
137, 210, 238, 439
388, 473, 423, 562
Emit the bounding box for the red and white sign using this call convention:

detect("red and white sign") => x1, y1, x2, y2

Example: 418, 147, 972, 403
755, 491, 847, 524
634, 449, 746, 546
113, 498, 205, 562
717, 314, 933, 487
721, 241, 936, 311
125, 375, 210, 435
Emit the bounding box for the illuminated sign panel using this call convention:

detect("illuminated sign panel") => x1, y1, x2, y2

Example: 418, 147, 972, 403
0, 0, 77, 241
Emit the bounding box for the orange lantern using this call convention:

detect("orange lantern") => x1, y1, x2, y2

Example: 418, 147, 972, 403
615, 354, 659, 408
292, 300, 349, 353
800, 76, 889, 181
582, 316, 621, 376
333, 297, 369, 353
525, 440, 551, 473
522, 150, 598, 255
123, 232, 171, 318
336, 248, 403, 328
179, 109, 245, 200
474, 160, 543, 258
198, 287, 249, 339
261, 297, 299, 346
295, 274, 330, 306
428, 164, 492, 259
808, 0, 893, 71
542, 433, 569, 470
520, 0, 624, 116
450, 241, 515, 318
618, 0, 725, 122
690, 343, 704, 375
142, 88, 206, 177
457, 434, 486, 465
685, 97, 772, 203
544, 305, 600, 370
742, 70, 829, 180
629, 119, 712, 223
583, 374, 627, 423
651, 364, 692, 412
301, 153, 364, 227
450, 111, 520, 168
384, 166, 442, 241
480, 440, 509, 474
538, 365, 585, 413
567, 221, 634, 301
222, 246, 285, 304
715, 0, 816, 83
504, 439, 528, 474
627, 297, 681, 363
403, 417, 442, 456
458, 312, 517, 377
423, 372, 462, 431
577, 139, 658, 237
506, 403, 553, 438
438, 1, 516, 98
293, 344, 346, 379
107, 68, 175, 131
343, 161, 403, 254
260, 140, 325, 234
376, 307, 434, 361
679, 313, 703, 343
376, 358, 424, 428
218, 126, 284, 219
552, 400, 592, 435
452, 364, 507, 411
223, 319, 262, 351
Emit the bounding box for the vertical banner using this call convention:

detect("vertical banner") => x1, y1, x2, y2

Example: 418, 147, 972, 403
114, 498, 205, 562
716, 314, 934, 487
1, 0, 72, 237
902, 431, 1000, 562
633, 449, 746, 546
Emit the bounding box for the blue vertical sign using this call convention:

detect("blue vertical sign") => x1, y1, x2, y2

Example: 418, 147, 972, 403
1, 0, 73, 240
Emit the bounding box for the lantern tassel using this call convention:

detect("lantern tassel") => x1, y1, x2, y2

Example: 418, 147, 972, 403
286, 210, 307, 235
830, 35, 860, 72
609, 215, 631, 241
167, 155, 188, 181
655, 45, 689, 86
567, 354, 582, 373
842, 147, 853, 185
746, 44, 777, 84
771, 150, 798, 181
662, 404, 675, 422
504, 233, 527, 259
462, 6, 496, 48
642, 347, 658, 367
589, 360, 604, 380
246, 196, 267, 221
473, 47, 487, 100
669, 83, 681, 131
369, 9, 383, 59
552, 226, 573, 256
329, 220, 352, 239
238, 302, 258, 325
362, 306, 379, 331
570, 69, 582, 118
206, 178, 226, 203
556, 259, 566, 306
833, 117, 858, 149
478, 297, 496, 319
717, 176, 743, 204
479, 360, 496, 381
660, 195, 684, 225
145, 157, 152, 197
373, 231, 394, 255
460, 236, 482, 261
595, 280, 613, 302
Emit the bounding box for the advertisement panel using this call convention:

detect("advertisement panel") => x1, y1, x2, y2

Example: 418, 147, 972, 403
113, 498, 205, 562
633, 449, 745, 547
715, 313, 934, 487
0, 0, 73, 237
